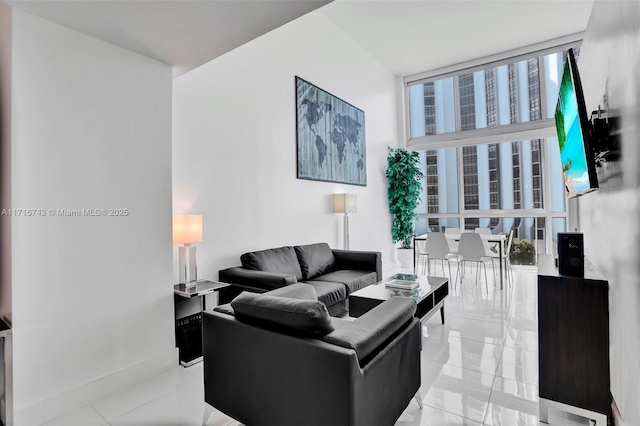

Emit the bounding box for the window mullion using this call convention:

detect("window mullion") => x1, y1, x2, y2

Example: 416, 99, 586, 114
453, 75, 462, 133
538, 55, 549, 120
457, 145, 465, 229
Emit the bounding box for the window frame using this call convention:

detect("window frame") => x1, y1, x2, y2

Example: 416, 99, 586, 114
402, 34, 583, 151
404, 35, 582, 255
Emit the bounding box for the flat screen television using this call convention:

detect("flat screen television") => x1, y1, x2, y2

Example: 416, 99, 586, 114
554, 48, 598, 198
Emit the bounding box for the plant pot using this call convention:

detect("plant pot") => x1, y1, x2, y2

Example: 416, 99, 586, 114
397, 248, 414, 268
510, 253, 536, 266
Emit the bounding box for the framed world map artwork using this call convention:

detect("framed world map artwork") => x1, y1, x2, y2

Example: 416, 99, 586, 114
295, 77, 366, 186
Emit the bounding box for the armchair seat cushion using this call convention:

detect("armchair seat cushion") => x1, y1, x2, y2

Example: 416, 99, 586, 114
301, 280, 346, 308
322, 296, 417, 362
309, 270, 378, 294
241, 246, 303, 281
231, 291, 334, 337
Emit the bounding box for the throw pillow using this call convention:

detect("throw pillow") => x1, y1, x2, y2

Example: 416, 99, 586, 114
231, 291, 334, 337
241, 246, 303, 281
294, 243, 336, 280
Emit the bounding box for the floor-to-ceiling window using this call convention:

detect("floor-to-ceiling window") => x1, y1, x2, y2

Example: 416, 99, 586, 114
407, 39, 581, 264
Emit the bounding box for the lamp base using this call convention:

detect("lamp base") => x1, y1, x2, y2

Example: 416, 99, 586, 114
343, 213, 350, 250
178, 245, 197, 286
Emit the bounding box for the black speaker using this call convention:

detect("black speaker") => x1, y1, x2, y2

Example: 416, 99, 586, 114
557, 232, 584, 277
176, 312, 203, 364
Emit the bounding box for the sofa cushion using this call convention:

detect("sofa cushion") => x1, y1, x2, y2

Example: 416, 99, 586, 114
264, 283, 318, 300
231, 291, 334, 337
310, 270, 378, 294
301, 281, 347, 308
240, 246, 303, 282
294, 243, 336, 280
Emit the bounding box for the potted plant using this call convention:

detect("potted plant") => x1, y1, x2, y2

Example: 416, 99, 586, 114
386, 147, 424, 267
511, 238, 536, 265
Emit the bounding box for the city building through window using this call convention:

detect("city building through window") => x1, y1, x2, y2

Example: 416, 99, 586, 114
405, 40, 581, 263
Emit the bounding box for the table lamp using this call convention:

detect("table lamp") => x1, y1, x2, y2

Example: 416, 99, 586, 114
173, 214, 203, 286
333, 193, 357, 250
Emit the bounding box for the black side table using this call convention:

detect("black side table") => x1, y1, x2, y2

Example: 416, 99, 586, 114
174, 280, 230, 367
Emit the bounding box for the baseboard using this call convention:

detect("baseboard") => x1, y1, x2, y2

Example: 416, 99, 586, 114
15, 348, 178, 426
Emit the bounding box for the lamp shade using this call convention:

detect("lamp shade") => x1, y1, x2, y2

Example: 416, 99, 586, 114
173, 215, 203, 244
333, 193, 357, 214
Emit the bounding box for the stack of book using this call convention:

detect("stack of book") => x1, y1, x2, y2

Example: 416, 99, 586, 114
385, 273, 420, 290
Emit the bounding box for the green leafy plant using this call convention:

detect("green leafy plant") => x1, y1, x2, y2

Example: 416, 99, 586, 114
386, 148, 424, 249
512, 239, 535, 254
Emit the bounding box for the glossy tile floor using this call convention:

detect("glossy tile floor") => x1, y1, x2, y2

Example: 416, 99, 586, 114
43, 267, 595, 426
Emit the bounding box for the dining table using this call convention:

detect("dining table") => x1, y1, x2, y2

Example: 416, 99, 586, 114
413, 232, 508, 290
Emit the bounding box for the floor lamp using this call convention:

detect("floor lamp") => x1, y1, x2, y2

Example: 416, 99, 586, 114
333, 194, 357, 250
173, 214, 203, 287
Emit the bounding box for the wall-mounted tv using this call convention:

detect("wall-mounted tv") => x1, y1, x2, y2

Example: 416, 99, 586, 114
555, 48, 598, 198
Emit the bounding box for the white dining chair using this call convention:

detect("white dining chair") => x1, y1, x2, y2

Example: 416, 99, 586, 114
420, 232, 461, 286
474, 227, 496, 253
474, 227, 491, 235
444, 227, 461, 253
457, 232, 495, 291
490, 230, 514, 286
414, 234, 430, 274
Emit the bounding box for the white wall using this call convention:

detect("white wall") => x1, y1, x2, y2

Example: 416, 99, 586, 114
576, 2, 640, 423
6, 9, 175, 424
1, 4, 13, 323
173, 11, 401, 278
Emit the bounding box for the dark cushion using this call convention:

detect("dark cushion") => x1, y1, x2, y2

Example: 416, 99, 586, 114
214, 284, 317, 317
264, 283, 317, 300
240, 246, 303, 282
294, 243, 336, 280
310, 270, 378, 294
231, 291, 334, 337
322, 297, 416, 361
213, 303, 235, 316
301, 281, 347, 308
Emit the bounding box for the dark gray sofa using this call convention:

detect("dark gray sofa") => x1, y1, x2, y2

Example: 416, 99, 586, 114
218, 242, 382, 316
202, 283, 423, 426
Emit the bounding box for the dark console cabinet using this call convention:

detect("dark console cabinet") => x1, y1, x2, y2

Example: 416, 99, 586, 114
537, 254, 611, 425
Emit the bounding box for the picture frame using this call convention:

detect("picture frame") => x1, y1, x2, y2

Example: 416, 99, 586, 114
295, 76, 366, 186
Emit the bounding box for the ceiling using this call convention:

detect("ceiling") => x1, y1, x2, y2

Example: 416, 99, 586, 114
5, 0, 594, 79
321, 0, 594, 77
5, 0, 332, 78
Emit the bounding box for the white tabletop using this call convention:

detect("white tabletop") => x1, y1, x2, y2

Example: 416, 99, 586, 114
415, 232, 505, 242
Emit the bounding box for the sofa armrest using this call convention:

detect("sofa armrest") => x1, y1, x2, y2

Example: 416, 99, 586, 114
331, 249, 382, 281
218, 267, 297, 291
322, 297, 416, 362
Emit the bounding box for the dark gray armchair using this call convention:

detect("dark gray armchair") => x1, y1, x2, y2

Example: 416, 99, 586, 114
202, 283, 422, 426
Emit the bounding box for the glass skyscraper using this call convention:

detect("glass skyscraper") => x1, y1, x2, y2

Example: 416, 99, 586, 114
406, 47, 577, 258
